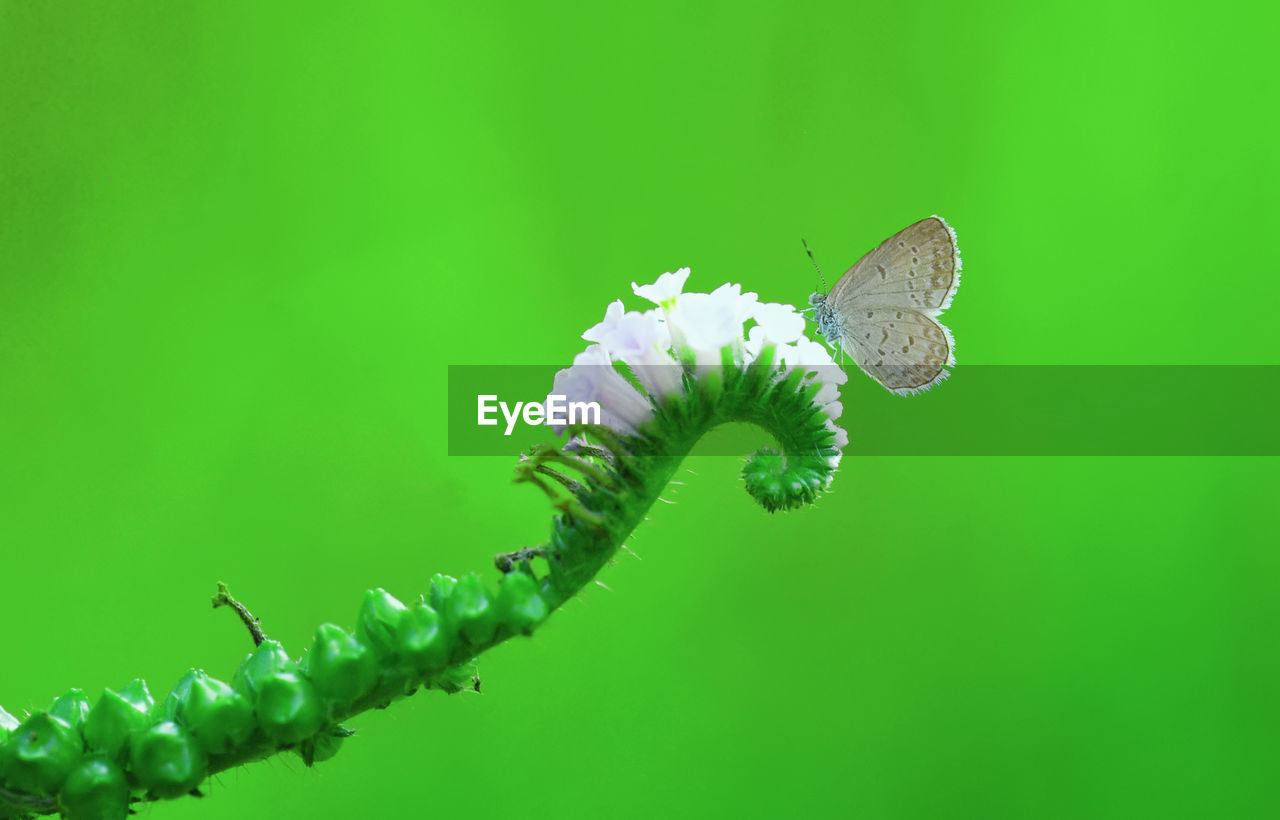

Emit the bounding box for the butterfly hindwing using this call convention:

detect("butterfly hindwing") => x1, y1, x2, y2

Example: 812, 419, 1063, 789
837, 306, 954, 396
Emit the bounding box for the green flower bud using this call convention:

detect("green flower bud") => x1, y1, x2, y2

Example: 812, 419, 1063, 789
427, 573, 457, 612
47, 689, 91, 733
497, 571, 549, 635
164, 669, 254, 755
83, 680, 154, 762
355, 588, 408, 660
446, 572, 498, 647
130, 720, 207, 799
304, 624, 377, 707
254, 672, 323, 745
231, 640, 293, 700
59, 756, 129, 819
0, 712, 82, 795
396, 601, 451, 674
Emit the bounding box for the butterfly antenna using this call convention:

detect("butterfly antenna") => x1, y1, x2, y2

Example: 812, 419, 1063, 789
802, 238, 828, 294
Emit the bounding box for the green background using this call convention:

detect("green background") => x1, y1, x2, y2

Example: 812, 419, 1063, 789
2, 1, 1278, 817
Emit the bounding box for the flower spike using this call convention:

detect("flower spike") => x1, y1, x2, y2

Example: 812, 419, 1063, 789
0, 269, 847, 819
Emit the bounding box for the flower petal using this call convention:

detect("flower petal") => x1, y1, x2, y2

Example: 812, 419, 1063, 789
550, 345, 655, 435
632, 268, 690, 309
751, 301, 806, 344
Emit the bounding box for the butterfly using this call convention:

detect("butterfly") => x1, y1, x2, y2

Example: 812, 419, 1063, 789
806, 215, 961, 395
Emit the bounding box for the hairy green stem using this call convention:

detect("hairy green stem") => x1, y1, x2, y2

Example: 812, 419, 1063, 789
0, 350, 840, 819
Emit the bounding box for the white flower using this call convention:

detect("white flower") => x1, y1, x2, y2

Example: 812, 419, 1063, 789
750, 301, 806, 345
558, 270, 848, 466
743, 325, 769, 363
814, 381, 843, 422
666, 292, 739, 362
582, 300, 682, 399
661, 282, 759, 372
778, 337, 849, 386
583, 300, 670, 357
550, 345, 655, 436
632, 268, 690, 309
826, 419, 849, 470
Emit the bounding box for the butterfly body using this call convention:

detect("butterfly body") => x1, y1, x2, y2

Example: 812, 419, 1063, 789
808, 215, 961, 396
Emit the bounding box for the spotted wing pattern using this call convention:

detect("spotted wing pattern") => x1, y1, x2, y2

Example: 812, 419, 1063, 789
826, 216, 960, 394
828, 215, 960, 313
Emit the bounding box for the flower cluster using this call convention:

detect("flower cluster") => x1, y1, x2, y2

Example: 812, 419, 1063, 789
550, 268, 849, 468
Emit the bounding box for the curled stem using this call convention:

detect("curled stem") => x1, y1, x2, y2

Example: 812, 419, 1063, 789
0, 346, 841, 819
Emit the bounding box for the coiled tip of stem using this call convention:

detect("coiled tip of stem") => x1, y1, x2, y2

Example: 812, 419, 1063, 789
741, 447, 832, 512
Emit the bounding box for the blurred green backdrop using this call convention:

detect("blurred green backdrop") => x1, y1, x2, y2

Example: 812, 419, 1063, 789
2, 1, 1278, 817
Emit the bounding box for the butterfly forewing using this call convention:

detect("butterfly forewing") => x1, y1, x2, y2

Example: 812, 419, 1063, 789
828, 216, 960, 313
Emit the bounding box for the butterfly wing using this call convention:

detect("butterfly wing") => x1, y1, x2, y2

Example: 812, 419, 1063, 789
828, 215, 961, 313
837, 307, 954, 395
826, 216, 960, 395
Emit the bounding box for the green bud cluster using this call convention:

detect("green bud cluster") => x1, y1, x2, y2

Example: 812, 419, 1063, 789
0, 572, 548, 819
